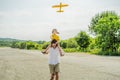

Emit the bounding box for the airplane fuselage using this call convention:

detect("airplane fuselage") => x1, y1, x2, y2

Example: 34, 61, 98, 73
52, 2, 68, 12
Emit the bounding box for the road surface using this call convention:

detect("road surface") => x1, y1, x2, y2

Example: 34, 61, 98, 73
0, 47, 120, 80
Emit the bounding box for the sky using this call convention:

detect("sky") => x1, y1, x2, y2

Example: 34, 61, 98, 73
0, 0, 120, 41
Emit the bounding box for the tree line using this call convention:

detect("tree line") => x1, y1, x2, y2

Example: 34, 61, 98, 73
1, 11, 120, 56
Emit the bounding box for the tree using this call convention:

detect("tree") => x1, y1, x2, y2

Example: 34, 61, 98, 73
20, 42, 27, 49
66, 38, 78, 48
75, 31, 90, 51
60, 40, 67, 48
60, 38, 78, 49
89, 11, 120, 55
42, 42, 49, 49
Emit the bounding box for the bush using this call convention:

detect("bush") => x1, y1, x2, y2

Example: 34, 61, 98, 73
60, 40, 67, 48
118, 47, 120, 52
20, 42, 27, 49
63, 48, 78, 53
98, 51, 120, 56
42, 42, 49, 49
11, 41, 43, 50
89, 48, 100, 55
60, 38, 78, 49
67, 39, 78, 48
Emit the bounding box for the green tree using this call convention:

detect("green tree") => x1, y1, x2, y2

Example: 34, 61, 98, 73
66, 38, 78, 48
20, 42, 27, 49
60, 40, 67, 48
75, 31, 90, 51
60, 38, 78, 49
42, 42, 49, 49
89, 11, 120, 55
89, 37, 96, 49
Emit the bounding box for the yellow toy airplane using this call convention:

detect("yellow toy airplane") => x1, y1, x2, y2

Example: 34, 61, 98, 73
52, 2, 68, 12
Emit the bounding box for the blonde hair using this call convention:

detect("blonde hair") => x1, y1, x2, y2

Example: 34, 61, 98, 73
52, 29, 59, 34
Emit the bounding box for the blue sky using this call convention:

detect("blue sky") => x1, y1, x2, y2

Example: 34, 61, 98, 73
0, 0, 120, 41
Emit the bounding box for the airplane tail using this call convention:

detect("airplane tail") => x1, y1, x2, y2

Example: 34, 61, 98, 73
57, 10, 64, 12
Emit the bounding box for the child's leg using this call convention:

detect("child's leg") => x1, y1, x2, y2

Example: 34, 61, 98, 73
55, 72, 59, 80
58, 44, 64, 56
50, 73, 55, 80
58, 43, 63, 51
42, 44, 51, 53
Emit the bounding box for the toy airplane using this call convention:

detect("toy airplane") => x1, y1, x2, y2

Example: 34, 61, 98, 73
52, 2, 68, 12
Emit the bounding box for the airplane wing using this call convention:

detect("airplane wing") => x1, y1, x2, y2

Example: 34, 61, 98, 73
61, 4, 69, 7
57, 10, 64, 12
52, 5, 60, 8
52, 4, 68, 8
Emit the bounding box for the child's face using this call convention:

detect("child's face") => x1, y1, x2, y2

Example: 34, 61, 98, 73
53, 30, 57, 34
52, 29, 59, 34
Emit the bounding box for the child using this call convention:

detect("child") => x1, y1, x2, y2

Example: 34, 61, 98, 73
51, 28, 60, 41
42, 29, 61, 53
45, 39, 64, 80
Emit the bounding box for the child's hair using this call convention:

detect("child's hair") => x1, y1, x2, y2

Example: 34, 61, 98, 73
52, 29, 59, 34
51, 39, 58, 47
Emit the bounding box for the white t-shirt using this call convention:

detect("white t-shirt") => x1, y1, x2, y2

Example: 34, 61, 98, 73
48, 47, 60, 65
